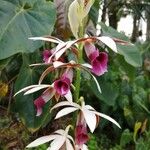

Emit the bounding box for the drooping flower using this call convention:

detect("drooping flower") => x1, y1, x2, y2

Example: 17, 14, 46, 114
54, 69, 73, 96
43, 49, 52, 63
51, 100, 121, 133
84, 42, 108, 76
75, 112, 89, 147
34, 88, 55, 116
26, 125, 75, 150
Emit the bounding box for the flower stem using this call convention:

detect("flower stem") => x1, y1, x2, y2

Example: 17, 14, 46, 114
74, 43, 83, 102
74, 24, 84, 102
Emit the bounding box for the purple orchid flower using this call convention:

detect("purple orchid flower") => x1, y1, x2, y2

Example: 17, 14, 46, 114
43, 50, 52, 63
75, 113, 89, 147
34, 88, 55, 116
84, 42, 108, 76
54, 69, 73, 96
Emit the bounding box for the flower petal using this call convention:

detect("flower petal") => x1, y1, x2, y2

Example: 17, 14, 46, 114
55, 107, 78, 119
55, 41, 76, 60
54, 129, 65, 135
90, 73, 102, 93
53, 61, 66, 68
28, 36, 62, 44
64, 90, 73, 102
82, 144, 89, 150
24, 85, 52, 95
26, 135, 58, 148
82, 109, 97, 133
66, 139, 74, 150
49, 136, 66, 150
96, 36, 117, 53
93, 111, 121, 129
14, 84, 51, 96
81, 63, 92, 69
51, 101, 80, 111
91, 52, 108, 76
42, 88, 56, 103
84, 42, 96, 58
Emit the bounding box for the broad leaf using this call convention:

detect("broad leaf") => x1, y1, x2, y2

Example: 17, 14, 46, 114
100, 22, 142, 67
89, 79, 119, 106
14, 53, 52, 132
0, 0, 56, 59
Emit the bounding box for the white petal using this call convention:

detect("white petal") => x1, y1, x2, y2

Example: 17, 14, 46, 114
66, 139, 74, 150
53, 61, 65, 68
51, 101, 80, 111
42, 88, 55, 102
93, 111, 121, 129
26, 135, 58, 148
85, 105, 95, 110
82, 109, 97, 133
24, 85, 51, 95
55, 41, 76, 60
49, 136, 66, 150
82, 144, 89, 150
28, 37, 61, 44
81, 63, 92, 69
50, 42, 66, 60
54, 129, 65, 135
67, 135, 75, 144
14, 84, 50, 96
64, 90, 73, 102
91, 74, 102, 93
55, 107, 78, 119
96, 36, 117, 53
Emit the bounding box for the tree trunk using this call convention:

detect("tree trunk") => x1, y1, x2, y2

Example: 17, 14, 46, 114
101, 0, 107, 23
108, 1, 119, 29
131, 15, 140, 42
146, 6, 150, 41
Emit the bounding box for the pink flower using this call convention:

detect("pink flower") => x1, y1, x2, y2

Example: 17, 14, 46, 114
75, 113, 89, 147
43, 50, 52, 63
34, 88, 55, 116
54, 69, 73, 96
34, 96, 45, 116
84, 42, 108, 76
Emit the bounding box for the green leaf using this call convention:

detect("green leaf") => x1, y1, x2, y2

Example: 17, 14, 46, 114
134, 122, 142, 142
0, 57, 12, 70
116, 55, 136, 80
89, 0, 100, 26
14, 53, 52, 132
100, 22, 142, 67
0, 0, 56, 60
89, 79, 119, 106
120, 129, 133, 147
117, 44, 142, 67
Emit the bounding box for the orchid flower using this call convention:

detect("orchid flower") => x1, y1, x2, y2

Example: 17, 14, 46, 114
54, 68, 73, 96
26, 125, 75, 150
14, 68, 74, 116
43, 49, 52, 63
29, 36, 118, 62
51, 100, 121, 133
84, 42, 108, 76
34, 88, 55, 116
75, 112, 89, 148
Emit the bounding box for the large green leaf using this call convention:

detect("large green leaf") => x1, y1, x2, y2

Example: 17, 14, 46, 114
14, 54, 52, 132
0, 0, 56, 59
100, 22, 142, 67
89, 79, 119, 106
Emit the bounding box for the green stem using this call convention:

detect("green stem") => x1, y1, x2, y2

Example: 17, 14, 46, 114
74, 24, 84, 102
74, 44, 83, 102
